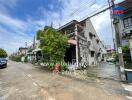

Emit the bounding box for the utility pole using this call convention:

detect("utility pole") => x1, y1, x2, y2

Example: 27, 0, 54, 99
109, 0, 125, 81
25, 42, 27, 56
108, 0, 116, 51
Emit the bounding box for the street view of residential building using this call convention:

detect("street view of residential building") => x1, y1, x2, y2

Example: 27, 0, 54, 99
0, 0, 132, 100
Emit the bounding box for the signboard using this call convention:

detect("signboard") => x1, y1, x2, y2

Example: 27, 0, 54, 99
118, 47, 122, 54
112, 5, 125, 17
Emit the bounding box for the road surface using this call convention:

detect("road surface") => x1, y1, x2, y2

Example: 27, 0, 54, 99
0, 61, 126, 100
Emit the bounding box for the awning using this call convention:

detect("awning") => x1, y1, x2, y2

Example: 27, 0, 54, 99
68, 39, 77, 45
32, 48, 41, 52
27, 52, 33, 55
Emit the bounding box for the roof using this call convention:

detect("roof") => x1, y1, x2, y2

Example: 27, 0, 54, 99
19, 47, 28, 50
58, 20, 78, 31
119, 0, 132, 12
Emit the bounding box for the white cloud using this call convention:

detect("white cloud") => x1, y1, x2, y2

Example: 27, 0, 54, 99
0, 25, 33, 54
0, 13, 26, 31
0, 14, 39, 54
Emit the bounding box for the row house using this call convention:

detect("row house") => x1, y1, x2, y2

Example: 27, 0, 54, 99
58, 19, 106, 67
117, 0, 132, 60
18, 47, 28, 55
32, 18, 106, 67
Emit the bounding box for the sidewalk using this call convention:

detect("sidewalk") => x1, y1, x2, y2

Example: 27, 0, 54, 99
122, 83, 132, 100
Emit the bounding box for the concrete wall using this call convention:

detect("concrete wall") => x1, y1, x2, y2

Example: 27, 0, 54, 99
78, 19, 106, 66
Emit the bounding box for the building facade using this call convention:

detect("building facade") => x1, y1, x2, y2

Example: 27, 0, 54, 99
118, 0, 132, 60
18, 47, 28, 55
58, 19, 106, 67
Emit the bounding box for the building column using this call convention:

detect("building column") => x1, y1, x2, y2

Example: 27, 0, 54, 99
129, 37, 132, 61
75, 24, 79, 68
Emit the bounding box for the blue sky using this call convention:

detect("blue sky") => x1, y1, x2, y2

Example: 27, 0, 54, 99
0, 0, 124, 54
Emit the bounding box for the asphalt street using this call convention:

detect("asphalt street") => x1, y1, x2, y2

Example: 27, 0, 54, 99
0, 61, 126, 100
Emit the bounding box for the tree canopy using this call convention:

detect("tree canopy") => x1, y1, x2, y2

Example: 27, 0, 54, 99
0, 48, 7, 58
38, 26, 69, 62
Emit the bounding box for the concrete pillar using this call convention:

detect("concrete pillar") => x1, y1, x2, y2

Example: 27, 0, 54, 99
129, 37, 132, 61
75, 24, 79, 68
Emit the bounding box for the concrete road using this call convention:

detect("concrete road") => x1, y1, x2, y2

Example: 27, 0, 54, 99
0, 61, 126, 100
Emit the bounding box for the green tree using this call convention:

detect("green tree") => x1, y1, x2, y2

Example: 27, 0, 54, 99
37, 30, 43, 40
0, 48, 7, 58
122, 45, 132, 68
38, 26, 69, 62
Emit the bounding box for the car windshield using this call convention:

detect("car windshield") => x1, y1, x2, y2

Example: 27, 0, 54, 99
0, 58, 6, 60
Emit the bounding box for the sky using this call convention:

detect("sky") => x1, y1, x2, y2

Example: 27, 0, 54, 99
0, 0, 124, 54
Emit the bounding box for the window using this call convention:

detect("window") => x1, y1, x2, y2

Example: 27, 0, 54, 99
96, 39, 99, 44
123, 17, 132, 28
89, 32, 93, 39
91, 51, 95, 57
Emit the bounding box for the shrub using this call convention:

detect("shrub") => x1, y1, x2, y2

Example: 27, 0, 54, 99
48, 62, 55, 70
32, 58, 37, 65
61, 62, 68, 71
24, 56, 28, 62
10, 55, 21, 62
122, 45, 132, 69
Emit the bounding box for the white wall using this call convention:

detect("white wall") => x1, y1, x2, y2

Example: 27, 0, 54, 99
84, 19, 106, 66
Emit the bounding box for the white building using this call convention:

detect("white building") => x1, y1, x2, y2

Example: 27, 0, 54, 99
58, 19, 106, 67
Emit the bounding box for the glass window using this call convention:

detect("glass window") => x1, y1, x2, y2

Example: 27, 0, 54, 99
123, 17, 132, 28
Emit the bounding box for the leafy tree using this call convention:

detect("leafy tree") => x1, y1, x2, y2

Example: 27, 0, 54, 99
38, 26, 69, 62
122, 45, 132, 68
0, 48, 7, 58
37, 30, 43, 40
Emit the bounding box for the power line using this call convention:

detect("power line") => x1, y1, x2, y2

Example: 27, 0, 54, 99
81, 4, 109, 20
59, 0, 98, 25
69, 0, 97, 16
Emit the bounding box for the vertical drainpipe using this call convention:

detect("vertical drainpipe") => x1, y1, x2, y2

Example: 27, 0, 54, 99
75, 24, 79, 68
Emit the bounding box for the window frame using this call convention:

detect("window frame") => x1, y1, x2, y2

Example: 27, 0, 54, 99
123, 17, 132, 28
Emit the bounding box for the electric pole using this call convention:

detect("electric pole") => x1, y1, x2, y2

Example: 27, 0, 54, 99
109, 0, 125, 81
25, 42, 27, 56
